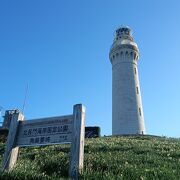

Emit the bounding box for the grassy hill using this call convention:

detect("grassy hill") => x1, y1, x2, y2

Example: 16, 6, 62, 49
0, 135, 180, 179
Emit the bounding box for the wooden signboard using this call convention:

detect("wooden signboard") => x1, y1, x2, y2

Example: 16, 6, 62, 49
16, 115, 73, 147
2, 104, 85, 179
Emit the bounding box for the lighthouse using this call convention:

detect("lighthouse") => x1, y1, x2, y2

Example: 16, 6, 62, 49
109, 26, 146, 135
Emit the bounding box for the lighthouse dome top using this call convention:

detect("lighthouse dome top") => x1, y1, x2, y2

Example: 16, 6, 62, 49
115, 26, 132, 37
114, 25, 133, 41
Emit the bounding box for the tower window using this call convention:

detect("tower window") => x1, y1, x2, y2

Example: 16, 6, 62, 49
136, 86, 139, 94
139, 108, 141, 116
134, 67, 137, 74
113, 55, 115, 59
116, 53, 119, 57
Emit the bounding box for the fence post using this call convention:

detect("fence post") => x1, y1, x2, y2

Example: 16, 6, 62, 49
2, 110, 24, 171
69, 104, 86, 179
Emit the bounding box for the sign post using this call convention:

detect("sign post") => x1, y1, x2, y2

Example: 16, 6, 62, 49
2, 110, 24, 171
69, 104, 86, 178
2, 104, 85, 179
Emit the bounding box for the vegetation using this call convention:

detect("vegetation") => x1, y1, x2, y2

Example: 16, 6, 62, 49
0, 135, 180, 179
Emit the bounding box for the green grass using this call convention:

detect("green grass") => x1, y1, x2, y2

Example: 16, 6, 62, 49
0, 136, 180, 179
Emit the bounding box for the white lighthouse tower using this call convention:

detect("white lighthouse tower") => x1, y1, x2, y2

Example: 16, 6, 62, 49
109, 26, 146, 135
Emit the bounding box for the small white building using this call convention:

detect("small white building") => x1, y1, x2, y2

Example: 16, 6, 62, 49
109, 26, 146, 135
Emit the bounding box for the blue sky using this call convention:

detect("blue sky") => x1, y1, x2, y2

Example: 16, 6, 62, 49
0, 0, 180, 137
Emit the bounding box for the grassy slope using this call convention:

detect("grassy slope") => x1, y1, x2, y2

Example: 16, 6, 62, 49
0, 136, 180, 179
